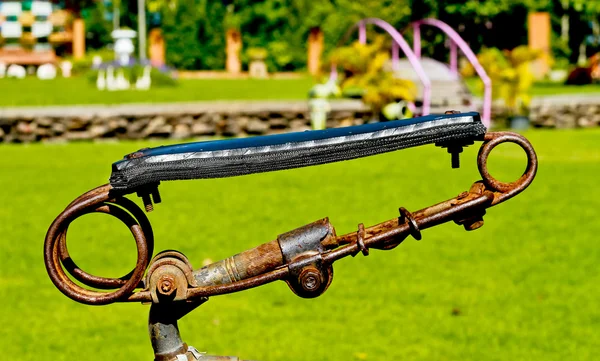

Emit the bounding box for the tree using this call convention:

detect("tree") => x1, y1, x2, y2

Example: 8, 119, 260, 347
196, 0, 227, 69
161, 0, 202, 69
84, 1, 113, 50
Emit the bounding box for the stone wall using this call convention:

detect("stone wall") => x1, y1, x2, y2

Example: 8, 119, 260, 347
529, 99, 600, 128
0, 101, 369, 143
1, 96, 599, 143
0, 111, 371, 143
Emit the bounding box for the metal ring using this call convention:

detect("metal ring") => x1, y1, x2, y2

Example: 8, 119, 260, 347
44, 184, 151, 305
399, 207, 422, 240
477, 132, 538, 205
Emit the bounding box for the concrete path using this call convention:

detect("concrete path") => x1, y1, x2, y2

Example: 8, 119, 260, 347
0, 94, 597, 119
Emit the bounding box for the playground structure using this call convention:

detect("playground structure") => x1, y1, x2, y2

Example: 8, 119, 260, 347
330, 18, 492, 128
0, 1, 82, 66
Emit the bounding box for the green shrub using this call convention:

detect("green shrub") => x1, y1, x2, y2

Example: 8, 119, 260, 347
246, 47, 268, 61
464, 46, 542, 116
69, 48, 116, 76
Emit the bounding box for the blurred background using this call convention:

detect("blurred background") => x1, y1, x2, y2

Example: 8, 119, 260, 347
0, 1, 599, 360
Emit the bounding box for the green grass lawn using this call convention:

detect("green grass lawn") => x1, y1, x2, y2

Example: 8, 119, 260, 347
1, 76, 599, 108
1, 129, 599, 361
465, 77, 600, 97
0, 77, 315, 107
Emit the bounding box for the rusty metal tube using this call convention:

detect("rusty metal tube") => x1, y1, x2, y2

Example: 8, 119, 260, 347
149, 304, 189, 361
193, 240, 284, 287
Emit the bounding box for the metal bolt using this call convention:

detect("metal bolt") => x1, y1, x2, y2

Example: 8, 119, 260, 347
142, 193, 153, 212
463, 216, 484, 231
448, 145, 463, 169
151, 188, 162, 204
299, 268, 322, 292
157, 275, 176, 296
451, 152, 460, 168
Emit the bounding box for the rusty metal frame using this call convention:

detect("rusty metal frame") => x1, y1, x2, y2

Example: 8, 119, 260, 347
44, 131, 538, 361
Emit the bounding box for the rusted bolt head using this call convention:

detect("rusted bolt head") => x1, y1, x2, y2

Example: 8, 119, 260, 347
157, 275, 177, 296
463, 217, 484, 231
299, 267, 322, 292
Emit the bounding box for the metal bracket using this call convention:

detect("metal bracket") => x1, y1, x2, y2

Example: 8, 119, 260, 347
278, 218, 333, 262
146, 251, 197, 303
278, 218, 335, 298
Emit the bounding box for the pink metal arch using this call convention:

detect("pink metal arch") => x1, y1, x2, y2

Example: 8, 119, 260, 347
411, 18, 492, 127
331, 18, 432, 116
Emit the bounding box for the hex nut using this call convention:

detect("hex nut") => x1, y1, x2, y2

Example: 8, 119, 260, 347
157, 275, 177, 296
299, 267, 322, 292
